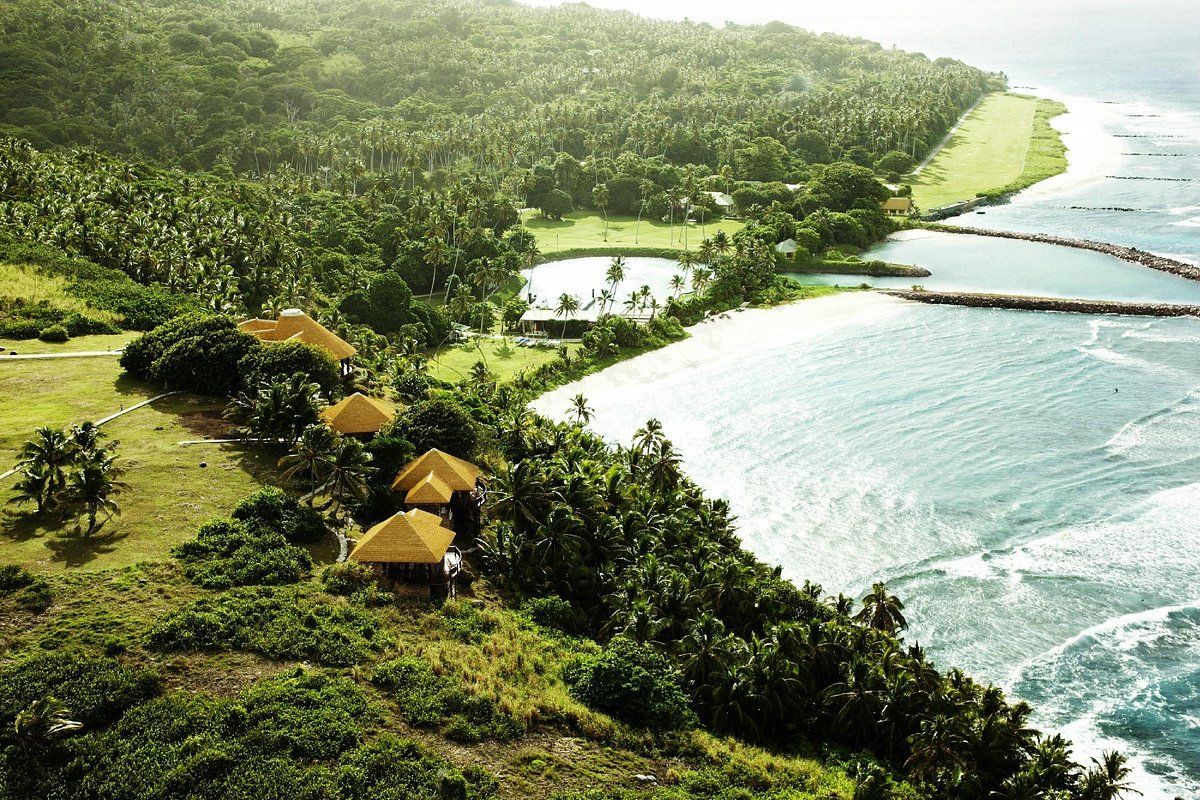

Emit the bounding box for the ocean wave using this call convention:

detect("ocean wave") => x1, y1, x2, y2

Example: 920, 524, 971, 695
1105, 387, 1200, 458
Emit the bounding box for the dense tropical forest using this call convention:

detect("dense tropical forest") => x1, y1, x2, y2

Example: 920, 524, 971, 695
0, 0, 1136, 799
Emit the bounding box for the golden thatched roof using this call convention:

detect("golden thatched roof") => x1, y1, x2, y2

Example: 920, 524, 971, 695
404, 471, 454, 505
238, 308, 357, 361
348, 508, 455, 564
391, 449, 481, 495
321, 393, 395, 435
882, 197, 913, 212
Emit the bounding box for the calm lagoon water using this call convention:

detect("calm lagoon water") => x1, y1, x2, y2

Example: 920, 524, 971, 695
793, 229, 1200, 303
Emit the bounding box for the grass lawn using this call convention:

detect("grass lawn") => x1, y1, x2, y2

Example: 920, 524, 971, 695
523, 210, 743, 254
428, 337, 581, 384
0, 356, 281, 572
0, 332, 135, 355
911, 93, 1067, 210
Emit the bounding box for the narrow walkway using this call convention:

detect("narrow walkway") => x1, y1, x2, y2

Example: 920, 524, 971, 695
0, 391, 180, 481
1, 350, 123, 360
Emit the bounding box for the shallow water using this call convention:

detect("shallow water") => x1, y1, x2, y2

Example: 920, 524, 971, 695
791, 229, 1200, 303
535, 295, 1200, 798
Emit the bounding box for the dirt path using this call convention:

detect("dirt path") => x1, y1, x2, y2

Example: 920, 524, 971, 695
1, 350, 123, 360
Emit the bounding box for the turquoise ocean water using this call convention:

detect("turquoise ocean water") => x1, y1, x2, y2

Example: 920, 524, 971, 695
525, 1, 1200, 793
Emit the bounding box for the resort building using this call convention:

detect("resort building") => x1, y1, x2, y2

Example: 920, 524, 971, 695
703, 191, 736, 215
392, 448, 483, 525
882, 197, 915, 217
347, 508, 462, 596
238, 308, 357, 375
321, 392, 395, 436
775, 238, 799, 260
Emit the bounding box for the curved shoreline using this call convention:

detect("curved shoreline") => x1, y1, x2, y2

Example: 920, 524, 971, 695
881, 289, 1200, 318
924, 224, 1200, 281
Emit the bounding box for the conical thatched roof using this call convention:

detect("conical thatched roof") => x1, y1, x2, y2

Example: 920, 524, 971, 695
321, 393, 395, 435
348, 509, 455, 564
238, 308, 357, 360
404, 471, 454, 505
391, 449, 481, 494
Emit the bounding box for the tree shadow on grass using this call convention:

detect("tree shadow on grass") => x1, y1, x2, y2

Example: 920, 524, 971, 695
45, 525, 129, 568
0, 507, 58, 544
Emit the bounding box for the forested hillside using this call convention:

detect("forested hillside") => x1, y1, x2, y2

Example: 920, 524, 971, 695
1, 0, 995, 174
0, 3, 1136, 800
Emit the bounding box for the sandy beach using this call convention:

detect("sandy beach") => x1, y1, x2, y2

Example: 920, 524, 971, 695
533, 291, 911, 423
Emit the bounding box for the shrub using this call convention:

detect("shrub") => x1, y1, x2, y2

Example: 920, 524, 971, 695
238, 671, 368, 759
562, 637, 696, 731
173, 518, 312, 588
37, 324, 69, 342
0, 652, 158, 728
0, 564, 34, 594
321, 561, 376, 596
150, 327, 260, 395
146, 587, 387, 666
62, 312, 120, 336
232, 487, 326, 544
120, 313, 241, 380
239, 340, 341, 395
390, 397, 478, 458
521, 595, 587, 635
372, 657, 521, 742
0, 319, 42, 339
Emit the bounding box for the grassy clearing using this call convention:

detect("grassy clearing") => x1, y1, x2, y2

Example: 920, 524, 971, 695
0, 356, 279, 572
911, 93, 1067, 210
523, 210, 743, 254
0, 262, 120, 323
0, 332, 135, 354
428, 337, 582, 385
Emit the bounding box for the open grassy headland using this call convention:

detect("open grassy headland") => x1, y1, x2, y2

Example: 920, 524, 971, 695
0, 558, 858, 800
911, 93, 1068, 210
523, 210, 744, 255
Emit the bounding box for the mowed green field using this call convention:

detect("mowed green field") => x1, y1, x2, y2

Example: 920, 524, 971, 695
911, 93, 1067, 210
0, 344, 278, 572
523, 210, 743, 253
428, 337, 581, 384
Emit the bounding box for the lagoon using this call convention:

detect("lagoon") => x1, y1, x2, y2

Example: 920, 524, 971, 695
790, 229, 1200, 303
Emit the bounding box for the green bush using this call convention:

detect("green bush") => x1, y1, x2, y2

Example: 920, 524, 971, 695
146, 587, 387, 666
372, 657, 521, 742
0, 652, 158, 729
37, 323, 69, 342
390, 396, 479, 459
173, 519, 312, 588
239, 340, 342, 395
232, 487, 326, 544
521, 595, 586, 635
120, 313, 240, 379
562, 637, 696, 731
150, 327, 260, 395
0, 564, 34, 594
0, 319, 42, 339
321, 561, 377, 596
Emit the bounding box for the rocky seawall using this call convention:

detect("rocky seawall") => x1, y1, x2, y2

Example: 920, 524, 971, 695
925, 224, 1200, 282
789, 261, 932, 278
882, 290, 1200, 318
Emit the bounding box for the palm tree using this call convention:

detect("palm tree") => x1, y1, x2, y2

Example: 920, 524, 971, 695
279, 423, 338, 504
605, 256, 626, 301
554, 292, 580, 339
8, 463, 52, 513
324, 437, 374, 519
16, 427, 75, 510
14, 697, 83, 749
592, 182, 610, 242
423, 236, 451, 299
64, 450, 126, 536
691, 267, 713, 296
855, 582, 907, 633
1080, 752, 1137, 800
669, 274, 685, 299
569, 393, 594, 425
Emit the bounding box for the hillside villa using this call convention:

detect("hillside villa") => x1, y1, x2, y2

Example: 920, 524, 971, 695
882, 196, 915, 217
239, 308, 357, 375
321, 392, 396, 436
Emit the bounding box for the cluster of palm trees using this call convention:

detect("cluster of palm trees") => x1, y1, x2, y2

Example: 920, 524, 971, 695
477, 406, 1133, 800
9, 423, 126, 536
278, 425, 374, 522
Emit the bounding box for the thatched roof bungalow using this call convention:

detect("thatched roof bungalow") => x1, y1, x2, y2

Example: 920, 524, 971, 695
321, 392, 395, 436
239, 309, 357, 374
391, 448, 482, 507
